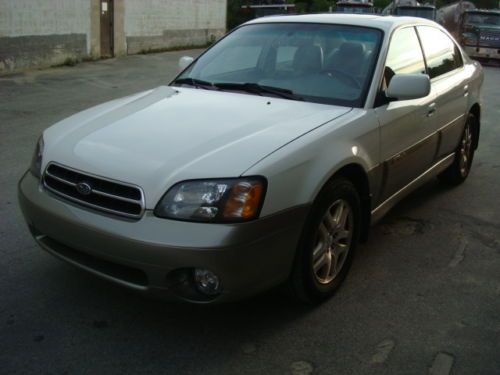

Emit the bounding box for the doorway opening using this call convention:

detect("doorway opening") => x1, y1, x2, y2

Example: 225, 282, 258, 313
100, 0, 114, 57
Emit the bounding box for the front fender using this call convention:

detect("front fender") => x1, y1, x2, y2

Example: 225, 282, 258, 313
243, 109, 380, 217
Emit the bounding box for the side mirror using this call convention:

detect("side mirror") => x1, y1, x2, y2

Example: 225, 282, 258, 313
179, 56, 194, 71
386, 74, 431, 100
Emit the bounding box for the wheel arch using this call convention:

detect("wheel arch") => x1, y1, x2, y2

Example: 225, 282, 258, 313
320, 163, 372, 242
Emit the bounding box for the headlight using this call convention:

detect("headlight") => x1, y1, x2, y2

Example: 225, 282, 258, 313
29, 136, 44, 178
154, 177, 266, 223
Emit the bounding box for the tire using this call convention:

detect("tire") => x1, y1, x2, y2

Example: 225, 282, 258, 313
289, 177, 361, 304
438, 113, 476, 186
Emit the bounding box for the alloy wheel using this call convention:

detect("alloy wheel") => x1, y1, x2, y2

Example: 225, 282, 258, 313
459, 121, 473, 177
312, 199, 354, 284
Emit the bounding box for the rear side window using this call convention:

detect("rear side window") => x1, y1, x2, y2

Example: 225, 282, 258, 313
416, 26, 463, 79
384, 27, 426, 86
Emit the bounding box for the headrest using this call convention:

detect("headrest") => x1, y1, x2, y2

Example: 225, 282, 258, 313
338, 42, 366, 58
293, 45, 323, 73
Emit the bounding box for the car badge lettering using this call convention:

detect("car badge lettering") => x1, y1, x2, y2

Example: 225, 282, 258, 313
76, 182, 92, 196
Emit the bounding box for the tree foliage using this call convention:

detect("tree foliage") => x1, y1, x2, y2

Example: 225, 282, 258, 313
295, 0, 334, 12
227, 0, 248, 30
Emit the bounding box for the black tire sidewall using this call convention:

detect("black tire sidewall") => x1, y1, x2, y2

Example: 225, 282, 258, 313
439, 113, 477, 185
460, 114, 476, 178
292, 177, 361, 303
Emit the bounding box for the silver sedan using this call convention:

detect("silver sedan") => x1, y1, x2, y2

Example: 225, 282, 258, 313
19, 14, 483, 303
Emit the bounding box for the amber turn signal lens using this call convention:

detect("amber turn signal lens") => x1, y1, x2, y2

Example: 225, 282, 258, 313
222, 181, 264, 219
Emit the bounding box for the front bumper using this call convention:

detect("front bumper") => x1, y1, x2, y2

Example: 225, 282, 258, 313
18, 171, 309, 302
464, 45, 500, 60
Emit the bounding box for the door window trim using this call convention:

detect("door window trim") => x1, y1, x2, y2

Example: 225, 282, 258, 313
373, 23, 467, 107
374, 25, 427, 107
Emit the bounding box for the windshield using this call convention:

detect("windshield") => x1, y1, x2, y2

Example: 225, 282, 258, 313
395, 7, 435, 20
336, 5, 375, 14
174, 23, 383, 107
465, 12, 500, 27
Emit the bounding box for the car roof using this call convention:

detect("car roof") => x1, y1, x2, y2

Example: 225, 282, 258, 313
245, 13, 437, 32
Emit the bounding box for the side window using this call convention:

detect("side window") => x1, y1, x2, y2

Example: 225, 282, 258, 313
417, 26, 463, 79
375, 27, 426, 106
384, 27, 426, 87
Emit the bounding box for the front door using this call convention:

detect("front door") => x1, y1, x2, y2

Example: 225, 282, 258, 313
374, 26, 438, 202
100, 0, 114, 57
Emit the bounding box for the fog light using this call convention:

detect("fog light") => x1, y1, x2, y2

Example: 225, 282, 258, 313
193, 269, 222, 296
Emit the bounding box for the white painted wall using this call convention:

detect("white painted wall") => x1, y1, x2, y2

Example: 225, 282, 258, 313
0, 0, 91, 52
0, 0, 227, 72
123, 0, 226, 37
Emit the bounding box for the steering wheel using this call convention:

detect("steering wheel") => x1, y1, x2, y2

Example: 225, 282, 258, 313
325, 68, 361, 89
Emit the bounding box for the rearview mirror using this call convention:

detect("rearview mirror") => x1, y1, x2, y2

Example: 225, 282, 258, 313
386, 74, 431, 100
179, 56, 194, 71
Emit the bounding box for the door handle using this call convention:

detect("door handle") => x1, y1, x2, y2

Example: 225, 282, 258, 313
427, 103, 436, 117
463, 85, 469, 97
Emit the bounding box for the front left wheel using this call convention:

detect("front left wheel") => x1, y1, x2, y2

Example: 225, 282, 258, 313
289, 177, 361, 304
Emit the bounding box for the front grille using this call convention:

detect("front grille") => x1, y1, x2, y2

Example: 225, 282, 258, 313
479, 29, 500, 48
43, 163, 145, 219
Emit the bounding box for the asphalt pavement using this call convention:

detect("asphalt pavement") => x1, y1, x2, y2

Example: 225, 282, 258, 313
1, 51, 499, 375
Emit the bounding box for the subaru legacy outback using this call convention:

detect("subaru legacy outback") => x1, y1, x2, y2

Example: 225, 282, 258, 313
19, 15, 483, 303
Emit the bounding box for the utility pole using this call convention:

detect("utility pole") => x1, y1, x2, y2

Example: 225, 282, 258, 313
392, 0, 398, 13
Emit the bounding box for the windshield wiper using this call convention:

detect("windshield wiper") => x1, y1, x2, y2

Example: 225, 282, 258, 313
172, 77, 218, 90
172, 80, 304, 101
214, 82, 304, 101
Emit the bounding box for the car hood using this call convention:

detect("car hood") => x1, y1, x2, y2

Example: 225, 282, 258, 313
43, 86, 351, 208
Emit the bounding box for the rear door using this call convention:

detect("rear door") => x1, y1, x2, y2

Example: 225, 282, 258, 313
374, 26, 438, 202
416, 26, 469, 159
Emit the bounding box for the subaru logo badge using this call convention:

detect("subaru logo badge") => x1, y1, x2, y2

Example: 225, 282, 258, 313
76, 182, 92, 196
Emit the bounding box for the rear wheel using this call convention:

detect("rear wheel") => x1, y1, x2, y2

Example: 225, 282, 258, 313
439, 113, 476, 186
290, 177, 361, 304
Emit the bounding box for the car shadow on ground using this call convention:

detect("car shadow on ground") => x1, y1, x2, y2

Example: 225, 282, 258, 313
8, 173, 485, 374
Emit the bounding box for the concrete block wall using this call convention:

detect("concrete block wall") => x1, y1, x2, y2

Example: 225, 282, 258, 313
0, 0, 91, 73
0, 0, 227, 74
123, 0, 227, 54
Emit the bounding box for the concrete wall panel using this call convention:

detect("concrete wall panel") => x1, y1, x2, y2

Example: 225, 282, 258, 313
0, 0, 90, 37
0, 0, 91, 73
90, 0, 101, 58
113, 0, 126, 57
123, 0, 226, 54
126, 28, 224, 54
0, 0, 227, 74
0, 34, 87, 72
